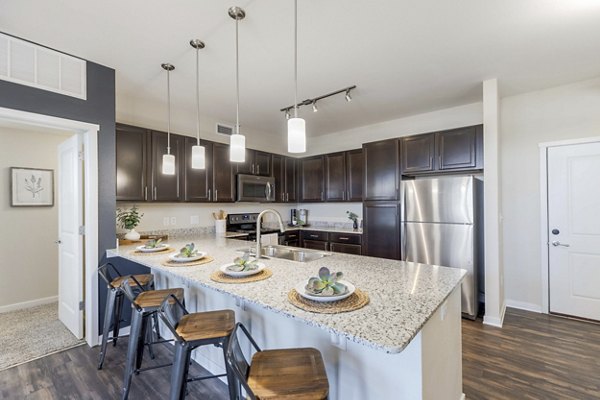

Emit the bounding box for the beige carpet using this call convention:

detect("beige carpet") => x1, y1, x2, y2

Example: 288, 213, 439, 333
0, 302, 85, 371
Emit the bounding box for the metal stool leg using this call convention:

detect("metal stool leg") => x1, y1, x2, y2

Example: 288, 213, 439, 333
98, 288, 117, 370
112, 292, 124, 346
145, 315, 156, 360
221, 337, 237, 400
135, 314, 149, 371
170, 342, 189, 400
121, 309, 143, 400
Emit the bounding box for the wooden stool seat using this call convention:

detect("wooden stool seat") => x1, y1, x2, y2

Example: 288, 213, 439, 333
110, 273, 153, 289
248, 348, 329, 399
134, 288, 184, 309
175, 310, 235, 342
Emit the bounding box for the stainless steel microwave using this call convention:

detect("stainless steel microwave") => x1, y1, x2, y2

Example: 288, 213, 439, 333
236, 174, 275, 202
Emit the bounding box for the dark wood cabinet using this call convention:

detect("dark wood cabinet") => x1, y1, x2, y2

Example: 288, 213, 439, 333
149, 131, 183, 202
363, 201, 400, 259
212, 142, 235, 202
330, 242, 362, 255
400, 125, 483, 175
437, 125, 482, 171
282, 230, 300, 247
272, 155, 297, 202
325, 152, 346, 201
329, 232, 362, 255
116, 124, 148, 201
299, 156, 325, 202
363, 139, 400, 201
236, 149, 272, 176
346, 149, 363, 202
183, 137, 213, 202
401, 133, 435, 174
303, 240, 329, 251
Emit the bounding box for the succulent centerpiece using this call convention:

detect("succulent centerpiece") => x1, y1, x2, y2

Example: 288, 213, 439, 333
143, 238, 163, 249
228, 252, 259, 272
176, 243, 199, 258
306, 267, 347, 297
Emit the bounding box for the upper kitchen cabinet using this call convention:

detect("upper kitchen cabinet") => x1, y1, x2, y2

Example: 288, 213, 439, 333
272, 155, 297, 202
284, 157, 298, 202
437, 125, 483, 171
116, 124, 148, 201
212, 142, 235, 202
363, 139, 400, 201
363, 201, 400, 260
183, 137, 213, 202
299, 155, 325, 202
324, 149, 364, 202
149, 130, 183, 202
400, 125, 483, 175
236, 149, 272, 176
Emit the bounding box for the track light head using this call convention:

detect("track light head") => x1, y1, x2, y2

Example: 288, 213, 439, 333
345, 89, 352, 102
312, 101, 318, 112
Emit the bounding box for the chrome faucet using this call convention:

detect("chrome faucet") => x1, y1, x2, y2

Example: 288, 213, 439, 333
256, 209, 285, 259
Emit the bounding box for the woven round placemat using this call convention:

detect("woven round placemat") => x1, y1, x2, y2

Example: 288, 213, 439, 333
128, 247, 175, 256
210, 269, 273, 283
287, 289, 369, 314
161, 256, 214, 267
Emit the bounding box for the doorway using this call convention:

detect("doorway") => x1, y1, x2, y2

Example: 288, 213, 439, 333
542, 138, 600, 320
0, 107, 99, 347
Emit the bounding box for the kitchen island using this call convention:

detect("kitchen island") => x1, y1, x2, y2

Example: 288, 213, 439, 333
109, 234, 466, 400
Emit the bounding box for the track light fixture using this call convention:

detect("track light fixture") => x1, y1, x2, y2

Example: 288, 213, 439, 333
280, 85, 356, 116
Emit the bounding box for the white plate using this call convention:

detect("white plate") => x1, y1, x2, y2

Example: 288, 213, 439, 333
168, 251, 207, 263
220, 262, 266, 277
136, 244, 169, 253
295, 280, 355, 303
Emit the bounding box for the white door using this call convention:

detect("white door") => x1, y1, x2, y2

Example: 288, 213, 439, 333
548, 141, 600, 320
57, 134, 84, 338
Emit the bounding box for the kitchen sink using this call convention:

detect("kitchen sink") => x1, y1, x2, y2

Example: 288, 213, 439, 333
241, 245, 331, 262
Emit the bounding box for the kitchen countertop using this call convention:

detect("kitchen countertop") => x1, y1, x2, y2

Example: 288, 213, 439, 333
111, 234, 465, 354
284, 226, 363, 235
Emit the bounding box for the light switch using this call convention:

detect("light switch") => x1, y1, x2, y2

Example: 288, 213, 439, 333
163, 217, 170, 227
170, 217, 177, 225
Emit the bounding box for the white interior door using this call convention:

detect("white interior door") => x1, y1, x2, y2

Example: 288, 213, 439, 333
548, 141, 600, 320
57, 134, 83, 338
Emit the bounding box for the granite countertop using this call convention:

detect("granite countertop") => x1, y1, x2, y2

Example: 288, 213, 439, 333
284, 226, 363, 235
111, 234, 465, 354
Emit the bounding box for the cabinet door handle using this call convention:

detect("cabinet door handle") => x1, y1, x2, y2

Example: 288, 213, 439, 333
321, 191, 324, 201
153, 187, 157, 200
214, 189, 218, 202
286, 193, 289, 202
144, 186, 148, 201
310, 234, 319, 238
430, 156, 434, 168
257, 164, 260, 175
439, 155, 442, 167
252, 164, 255, 174
339, 237, 349, 240
208, 189, 211, 202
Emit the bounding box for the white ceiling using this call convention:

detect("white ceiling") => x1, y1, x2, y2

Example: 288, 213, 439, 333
1, 0, 600, 137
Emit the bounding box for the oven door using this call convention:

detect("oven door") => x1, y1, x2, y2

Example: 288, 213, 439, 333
236, 174, 275, 202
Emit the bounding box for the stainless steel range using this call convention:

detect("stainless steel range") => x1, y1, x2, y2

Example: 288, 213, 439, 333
226, 212, 282, 242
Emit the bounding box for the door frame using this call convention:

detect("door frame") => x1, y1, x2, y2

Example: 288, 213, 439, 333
0, 106, 99, 347
539, 136, 600, 314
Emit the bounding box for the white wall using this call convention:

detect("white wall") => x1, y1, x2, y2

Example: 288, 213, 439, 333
296, 202, 363, 225
0, 125, 71, 309
501, 76, 600, 312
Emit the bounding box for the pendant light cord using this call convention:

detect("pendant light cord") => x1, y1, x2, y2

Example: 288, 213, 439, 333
167, 68, 171, 154
294, 0, 298, 118
195, 48, 201, 145
235, 17, 240, 134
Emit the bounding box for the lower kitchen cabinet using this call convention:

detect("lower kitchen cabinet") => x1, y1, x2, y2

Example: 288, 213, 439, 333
303, 239, 329, 251
330, 242, 362, 255
363, 201, 400, 259
301, 230, 328, 250
282, 230, 300, 247
329, 232, 362, 255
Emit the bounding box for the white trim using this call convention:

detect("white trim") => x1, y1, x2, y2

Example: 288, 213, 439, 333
538, 136, 600, 315
98, 325, 130, 344
483, 303, 506, 328
459, 394, 466, 400
505, 299, 543, 313
0, 295, 58, 314
0, 106, 100, 347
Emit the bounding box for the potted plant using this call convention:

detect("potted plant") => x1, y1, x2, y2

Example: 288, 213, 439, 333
346, 211, 359, 230
116, 205, 144, 241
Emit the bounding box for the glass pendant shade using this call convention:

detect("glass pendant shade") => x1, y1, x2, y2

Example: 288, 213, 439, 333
191, 145, 206, 169
230, 133, 246, 162
162, 153, 176, 175
287, 117, 306, 153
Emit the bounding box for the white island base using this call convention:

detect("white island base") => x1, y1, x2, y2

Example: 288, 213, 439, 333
151, 271, 463, 400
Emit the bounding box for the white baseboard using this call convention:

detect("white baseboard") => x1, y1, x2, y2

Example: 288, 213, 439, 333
0, 295, 58, 314
460, 394, 466, 400
505, 299, 543, 313
483, 303, 506, 328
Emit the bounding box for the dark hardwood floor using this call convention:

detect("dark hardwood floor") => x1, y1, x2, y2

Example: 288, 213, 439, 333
463, 308, 600, 400
1, 308, 599, 399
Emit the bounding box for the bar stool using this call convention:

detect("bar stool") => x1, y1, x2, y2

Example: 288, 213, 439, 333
120, 277, 185, 400
97, 262, 155, 370
226, 323, 329, 400
158, 294, 237, 400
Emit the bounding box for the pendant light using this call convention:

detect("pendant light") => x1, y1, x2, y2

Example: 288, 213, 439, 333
288, 0, 306, 153
161, 63, 176, 175
229, 6, 246, 163
190, 39, 206, 169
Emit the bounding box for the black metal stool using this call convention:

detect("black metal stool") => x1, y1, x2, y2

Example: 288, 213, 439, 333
97, 262, 155, 370
120, 277, 185, 400
158, 294, 237, 400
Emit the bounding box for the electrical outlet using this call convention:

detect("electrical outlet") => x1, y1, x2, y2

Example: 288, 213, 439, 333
190, 215, 200, 225
163, 217, 170, 227
170, 217, 177, 225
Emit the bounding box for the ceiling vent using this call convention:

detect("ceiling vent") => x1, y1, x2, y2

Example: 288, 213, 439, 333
216, 123, 233, 136
0, 33, 87, 100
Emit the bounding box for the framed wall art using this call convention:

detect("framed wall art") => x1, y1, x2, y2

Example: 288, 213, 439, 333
10, 167, 54, 207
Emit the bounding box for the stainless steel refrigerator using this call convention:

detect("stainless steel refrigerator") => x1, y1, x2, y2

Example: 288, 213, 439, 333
401, 176, 483, 319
